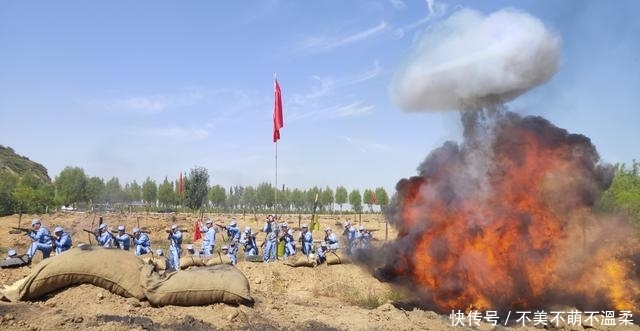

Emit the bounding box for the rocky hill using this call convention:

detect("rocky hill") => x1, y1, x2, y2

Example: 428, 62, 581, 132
0, 145, 50, 183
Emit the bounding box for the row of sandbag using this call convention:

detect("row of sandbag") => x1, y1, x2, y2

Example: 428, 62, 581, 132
0, 247, 253, 307
284, 252, 351, 268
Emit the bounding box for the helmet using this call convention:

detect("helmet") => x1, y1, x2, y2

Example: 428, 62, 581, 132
171, 224, 178, 230
7, 249, 17, 257
301, 224, 308, 228
99, 223, 107, 230
156, 249, 164, 256
281, 222, 288, 228
230, 219, 237, 226
187, 244, 194, 250
31, 219, 41, 226
321, 242, 327, 247
221, 245, 229, 250
359, 226, 365, 231
117, 225, 125, 231
132, 227, 140, 234
205, 219, 213, 225
54, 226, 63, 233
325, 227, 331, 232
245, 226, 251, 233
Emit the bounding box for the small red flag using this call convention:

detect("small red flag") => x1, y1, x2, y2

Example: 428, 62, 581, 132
371, 192, 377, 204
193, 221, 202, 241
273, 77, 283, 142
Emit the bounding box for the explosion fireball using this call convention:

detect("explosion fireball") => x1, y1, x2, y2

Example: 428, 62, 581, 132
378, 7, 640, 314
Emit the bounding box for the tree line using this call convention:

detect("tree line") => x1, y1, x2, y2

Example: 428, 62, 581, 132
0, 166, 391, 216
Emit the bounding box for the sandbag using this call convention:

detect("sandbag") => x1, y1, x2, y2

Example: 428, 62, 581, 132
326, 252, 350, 265
140, 264, 253, 306
142, 257, 168, 271
284, 255, 316, 268
1, 247, 146, 301
179, 256, 207, 269
0, 255, 30, 269
205, 253, 232, 266
244, 255, 263, 263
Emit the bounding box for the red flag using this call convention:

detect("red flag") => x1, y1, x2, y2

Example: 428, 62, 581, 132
178, 171, 184, 194
273, 77, 283, 142
371, 192, 377, 204
193, 221, 202, 241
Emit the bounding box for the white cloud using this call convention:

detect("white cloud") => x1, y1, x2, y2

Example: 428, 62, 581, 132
295, 21, 389, 52
394, 0, 448, 38
330, 102, 375, 118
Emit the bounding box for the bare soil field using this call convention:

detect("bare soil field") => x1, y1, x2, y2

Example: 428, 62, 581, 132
0, 212, 637, 331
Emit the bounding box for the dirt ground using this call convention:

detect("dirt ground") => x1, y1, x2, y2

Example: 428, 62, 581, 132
0, 212, 638, 331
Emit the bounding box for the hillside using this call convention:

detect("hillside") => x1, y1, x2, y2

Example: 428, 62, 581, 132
0, 145, 50, 183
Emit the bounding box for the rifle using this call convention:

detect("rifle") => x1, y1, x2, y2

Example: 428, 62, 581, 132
10, 227, 31, 235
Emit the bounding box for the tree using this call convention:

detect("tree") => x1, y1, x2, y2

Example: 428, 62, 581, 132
349, 189, 362, 213
54, 166, 87, 205
104, 177, 124, 203
305, 186, 321, 212
142, 177, 157, 208
363, 189, 375, 212
12, 172, 53, 213
158, 177, 176, 207
335, 186, 348, 212
242, 185, 257, 212
208, 184, 227, 210
321, 186, 334, 212
256, 182, 275, 209
375, 187, 390, 210
0, 169, 19, 216
184, 167, 209, 212
85, 176, 105, 204
598, 161, 640, 225
290, 188, 304, 212
128, 180, 142, 202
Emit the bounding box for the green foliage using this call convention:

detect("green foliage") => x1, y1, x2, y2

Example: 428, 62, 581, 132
335, 185, 348, 212
597, 161, 640, 225
158, 177, 176, 207
256, 182, 275, 208
11, 172, 53, 213
349, 189, 362, 213
242, 186, 256, 211
126, 180, 142, 202
321, 186, 334, 212
375, 187, 389, 207
290, 188, 304, 211
0, 145, 51, 183
54, 166, 88, 205
363, 189, 374, 211
208, 184, 227, 209
184, 167, 209, 211
142, 177, 157, 206
306, 186, 321, 210
104, 177, 124, 203
85, 176, 105, 204
0, 169, 18, 216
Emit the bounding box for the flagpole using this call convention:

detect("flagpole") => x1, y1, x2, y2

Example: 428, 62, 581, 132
274, 73, 278, 220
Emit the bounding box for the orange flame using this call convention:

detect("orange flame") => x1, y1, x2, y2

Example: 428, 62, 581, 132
382, 111, 640, 313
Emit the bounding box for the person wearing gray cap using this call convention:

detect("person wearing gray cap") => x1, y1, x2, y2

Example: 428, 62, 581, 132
94, 223, 113, 248
5, 249, 18, 260
114, 225, 131, 251
132, 227, 151, 256
26, 219, 53, 261
53, 226, 72, 255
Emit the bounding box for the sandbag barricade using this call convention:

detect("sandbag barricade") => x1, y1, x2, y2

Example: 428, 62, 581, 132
205, 253, 232, 266
284, 255, 316, 268
140, 263, 254, 307
179, 256, 207, 269
325, 252, 350, 265
1, 247, 146, 301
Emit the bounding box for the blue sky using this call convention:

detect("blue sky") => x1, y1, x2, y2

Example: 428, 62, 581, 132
0, 0, 638, 195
